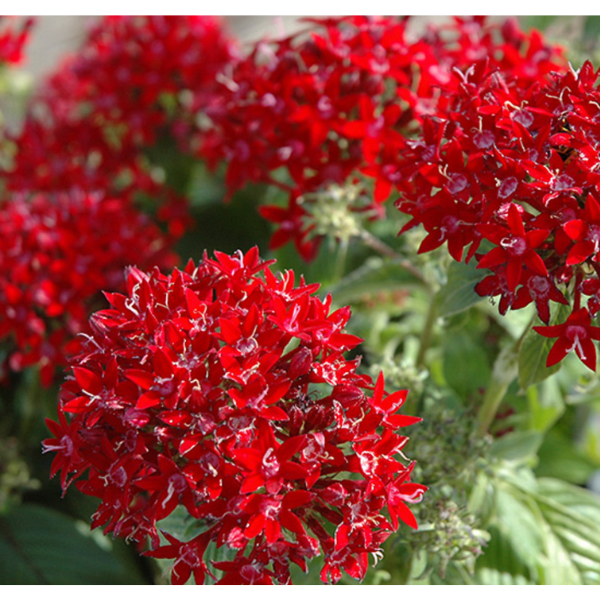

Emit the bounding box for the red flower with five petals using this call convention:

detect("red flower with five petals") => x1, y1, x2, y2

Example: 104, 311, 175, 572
534, 308, 600, 371
477, 204, 550, 292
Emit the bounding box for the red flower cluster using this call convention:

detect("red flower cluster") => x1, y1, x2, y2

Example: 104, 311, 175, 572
0, 191, 176, 385
0, 17, 33, 65
43, 248, 425, 584
395, 58, 600, 370
2, 16, 236, 236
198, 16, 564, 259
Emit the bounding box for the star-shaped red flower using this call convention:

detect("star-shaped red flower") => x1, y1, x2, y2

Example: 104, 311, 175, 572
534, 308, 600, 370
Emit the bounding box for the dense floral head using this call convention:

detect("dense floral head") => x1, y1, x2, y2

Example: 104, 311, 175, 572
2, 16, 237, 237
0, 191, 176, 385
43, 248, 425, 584
395, 59, 600, 370
197, 16, 564, 260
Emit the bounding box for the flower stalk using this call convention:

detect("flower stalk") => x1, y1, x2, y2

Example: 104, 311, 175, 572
475, 342, 519, 437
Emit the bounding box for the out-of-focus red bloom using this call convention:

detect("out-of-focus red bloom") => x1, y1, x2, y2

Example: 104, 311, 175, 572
0, 191, 176, 385
43, 248, 425, 584
0, 17, 33, 65
2, 16, 237, 236
258, 194, 320, 262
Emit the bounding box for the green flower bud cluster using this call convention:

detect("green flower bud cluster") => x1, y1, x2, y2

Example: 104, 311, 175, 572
309, 183, 370, 242
402, 401, 492, 579
370, 357, 427, 398
0, 437, 38, 510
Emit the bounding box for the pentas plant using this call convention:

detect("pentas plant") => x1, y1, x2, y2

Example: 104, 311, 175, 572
2, 16, 237, 237
0, 191, 176, 385
394, 58, 600, 371
198, 16, 564, 259
43, 248, 425, 585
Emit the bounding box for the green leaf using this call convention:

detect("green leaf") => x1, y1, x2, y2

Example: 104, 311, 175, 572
519, 16, 559, 32
537, 478, 600, 528
429, 563, 475, 585
534, 487, 600, 584
474, 525, 535, 585
518, 330, 560, 389
584, 16, 600, 40
437, 260, 483, 318
526, 377, 565, 432
325, 256, 419, 305
487, 471, 600, 584
0, 503, 146, 584
442, 331, 491, 398
535, 428, 599, 485
494, 487, 544, 574
490, 430, 543, 463
518, 303, 570, 390
539, 524, 583, 584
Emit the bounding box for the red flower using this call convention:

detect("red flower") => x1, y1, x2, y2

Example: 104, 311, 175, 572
198, 16, 563, 259
0, 191, 176, 384
477, 204, 550, 292
534, 308, 600, 371
146, 531, 212, 585
0, 17, 33, 65
43, 248, 425, 585
2, 16, 237, 236
562, 194, 600, 266
258, 194, 320, 262
390, 47, 600, 370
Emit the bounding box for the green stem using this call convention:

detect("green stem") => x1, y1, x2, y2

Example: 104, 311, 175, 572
333, 237, 349, 282
475, 342, 519, 437
356, 228, 438, 374
416, 293, 439, 368
359, 230, 429, 287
